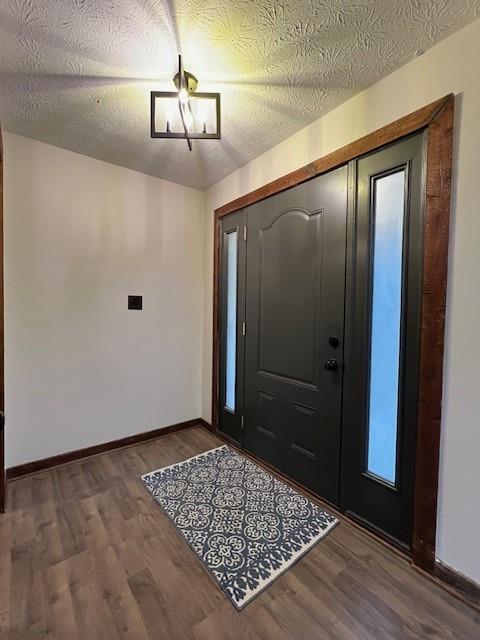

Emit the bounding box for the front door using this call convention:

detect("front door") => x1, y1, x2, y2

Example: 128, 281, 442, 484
216, 133, 425, 548
243, 167, 348, 503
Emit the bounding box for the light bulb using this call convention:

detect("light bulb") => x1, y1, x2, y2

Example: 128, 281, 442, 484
178, 88, 189, 106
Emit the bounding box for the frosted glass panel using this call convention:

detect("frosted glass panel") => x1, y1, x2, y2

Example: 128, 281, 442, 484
225, 231, 238, 411
367, 170, 405, 484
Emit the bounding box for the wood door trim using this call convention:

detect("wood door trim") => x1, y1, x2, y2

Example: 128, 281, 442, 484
412, 95, 454, 571
211, 94, 454, 575
215, 96, 450, 219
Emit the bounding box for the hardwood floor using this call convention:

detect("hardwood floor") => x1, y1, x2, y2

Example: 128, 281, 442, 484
1, 426, 478, 639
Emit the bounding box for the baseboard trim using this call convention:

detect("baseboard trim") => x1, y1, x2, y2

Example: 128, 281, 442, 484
434, 561, 480, 610
197, 418, 214, 432
6, 418, 201, 480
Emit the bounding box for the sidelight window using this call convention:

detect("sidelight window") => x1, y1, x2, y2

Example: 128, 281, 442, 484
225, 230, 238, 411
366, 170, 406, 485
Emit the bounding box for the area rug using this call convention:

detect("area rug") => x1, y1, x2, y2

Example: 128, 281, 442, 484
141, 445, 338, 609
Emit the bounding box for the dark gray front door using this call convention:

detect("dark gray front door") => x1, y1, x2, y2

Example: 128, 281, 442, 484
243, 167, 348, 502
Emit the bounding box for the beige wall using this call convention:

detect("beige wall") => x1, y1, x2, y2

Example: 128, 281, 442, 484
4, 133, 205, 467
201, 18, 480, 583
4, 15, 479, 587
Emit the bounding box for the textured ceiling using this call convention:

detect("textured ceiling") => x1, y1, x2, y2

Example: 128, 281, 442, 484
1, 1, 479, 190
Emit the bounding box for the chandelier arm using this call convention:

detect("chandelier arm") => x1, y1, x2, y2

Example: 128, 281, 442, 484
177, 54, 193, 150
178, 99, 193, 151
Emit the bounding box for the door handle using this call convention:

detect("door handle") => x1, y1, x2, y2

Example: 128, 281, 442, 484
324, 359, 339, 371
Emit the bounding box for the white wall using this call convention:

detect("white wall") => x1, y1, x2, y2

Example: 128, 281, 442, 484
201, 18, 480, 584
4, 133, 204, 467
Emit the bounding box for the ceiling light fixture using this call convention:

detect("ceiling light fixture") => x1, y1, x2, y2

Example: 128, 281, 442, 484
150, 55, 221, 151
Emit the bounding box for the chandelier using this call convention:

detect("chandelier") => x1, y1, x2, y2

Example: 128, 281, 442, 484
150, 55, 221, 151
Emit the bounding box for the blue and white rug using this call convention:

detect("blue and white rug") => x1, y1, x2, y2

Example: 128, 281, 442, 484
141, 445, 338, 609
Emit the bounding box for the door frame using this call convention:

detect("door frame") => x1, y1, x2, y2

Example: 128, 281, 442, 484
211, 94, 454, 574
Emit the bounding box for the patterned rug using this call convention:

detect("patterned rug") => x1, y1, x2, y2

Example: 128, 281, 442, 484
141, 445, 338, 609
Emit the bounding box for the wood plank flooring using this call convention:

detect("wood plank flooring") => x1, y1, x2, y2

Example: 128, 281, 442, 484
1, 426, 479, 639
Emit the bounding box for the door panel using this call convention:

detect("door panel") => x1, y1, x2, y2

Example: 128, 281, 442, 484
341, 132, 425, 547
257, 208, 320, 386
218, 209, 246, 444
244, 167, 348, 502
